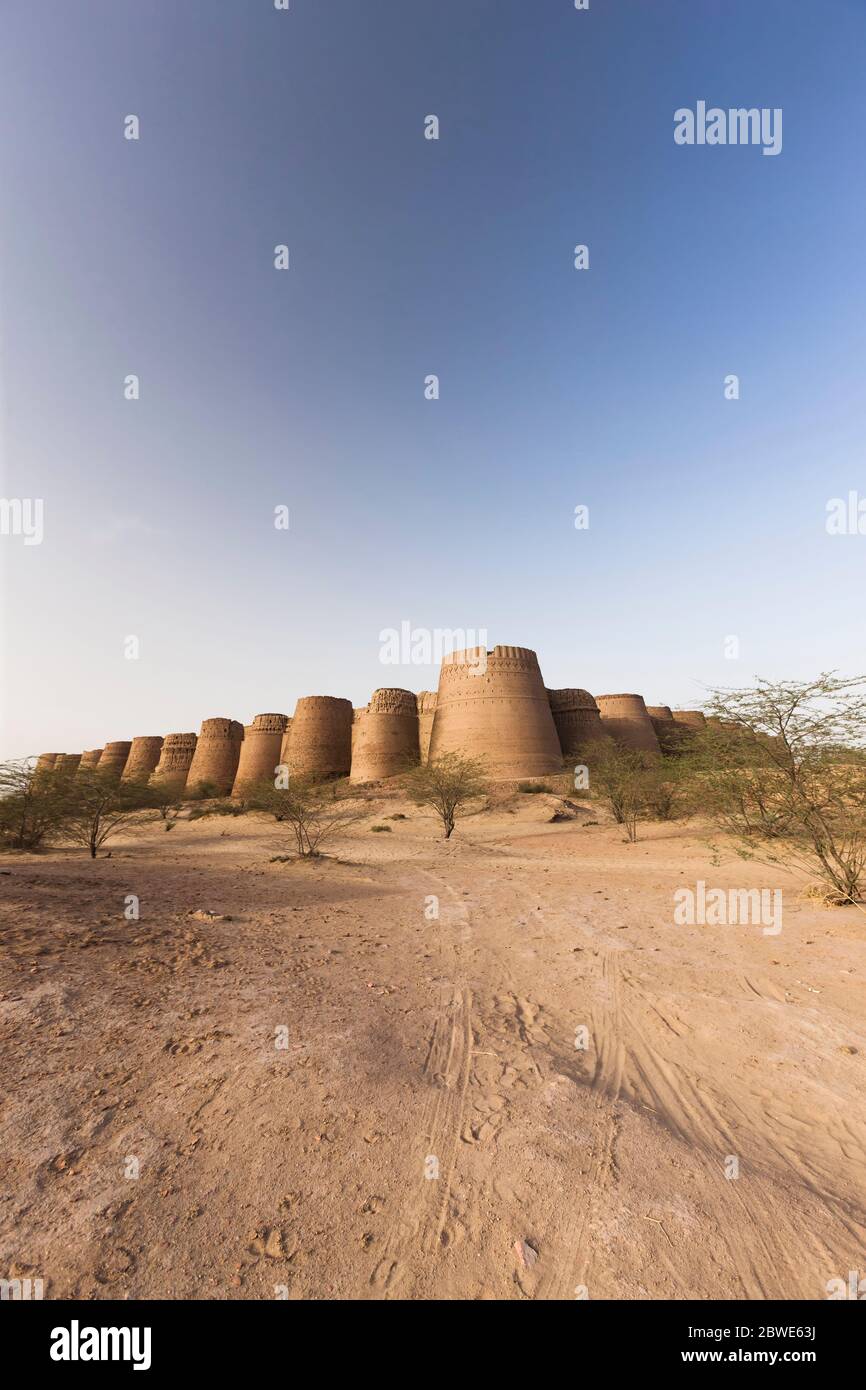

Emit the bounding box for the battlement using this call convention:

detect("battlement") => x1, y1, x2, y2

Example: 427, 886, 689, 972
547, 688, 598, 712
367, 688, 417, 716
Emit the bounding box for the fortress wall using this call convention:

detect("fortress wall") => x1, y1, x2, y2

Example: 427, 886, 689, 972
185, 719, 244, 795
350, 708, 365, 770
349, 688, 419, 783
150, 733, 198, 791
428, 645, 563, 780
646, 705, 684, 753
672, 710, 707, 730
35, 754, 59, 773
286, 697, 353, 778
78, 750, 103, 771
122, 736, 164, 782
670, 709, 707, 744
231, 713, 288, 795
546, 688, 606, 757
278, 720, 293, 770
53, 753, 82, 774
97, 742, 132, 781
416, 692, 437, 764
595, 695, 660, 754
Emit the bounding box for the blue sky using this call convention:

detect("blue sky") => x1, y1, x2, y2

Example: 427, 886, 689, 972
2, 0, 865, 756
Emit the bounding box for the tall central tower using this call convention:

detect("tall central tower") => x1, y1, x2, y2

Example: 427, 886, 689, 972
428, 645, 562, 780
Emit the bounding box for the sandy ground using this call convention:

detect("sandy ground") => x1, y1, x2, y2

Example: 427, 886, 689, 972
2, 787, 865, 1301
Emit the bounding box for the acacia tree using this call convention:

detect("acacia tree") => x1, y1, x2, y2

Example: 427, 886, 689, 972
694, 673, 866, 904
0, 759, 71, 851
402, 752, 488, 839
60, 769, 158, 858
250, 777, 365, 857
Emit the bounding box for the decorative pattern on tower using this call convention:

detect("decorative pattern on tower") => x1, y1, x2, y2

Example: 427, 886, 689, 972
150, 733, 198, 791
428, 645, 562, 780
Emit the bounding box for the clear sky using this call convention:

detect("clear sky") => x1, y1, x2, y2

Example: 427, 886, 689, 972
2, 0, 865, 758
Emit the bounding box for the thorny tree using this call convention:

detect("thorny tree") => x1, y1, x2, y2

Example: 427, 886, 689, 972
251, 777, 365, 857
694, 673, 866, 904
60, 769, 158, 859
402, 752, 488, 839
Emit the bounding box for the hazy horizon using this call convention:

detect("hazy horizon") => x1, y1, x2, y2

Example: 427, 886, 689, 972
3, 0, 865, 758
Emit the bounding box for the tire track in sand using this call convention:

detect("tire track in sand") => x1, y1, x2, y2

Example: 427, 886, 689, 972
370, 880, 474, 1295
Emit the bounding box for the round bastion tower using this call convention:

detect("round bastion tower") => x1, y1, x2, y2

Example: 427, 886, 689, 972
231, 714, 288, 796
428, 645, 563, 781
595, 695, 660, 754
150, 733, 198, 792
546, 689, 606, 758
97, 742, 132, 781
53, 753, 82, 773
350, 689, 420, 783
185, 719, 244, 795
285, 697, 353, 778
122, 736, 164, 782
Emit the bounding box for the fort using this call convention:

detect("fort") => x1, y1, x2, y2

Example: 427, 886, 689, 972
34, 644, 708, 787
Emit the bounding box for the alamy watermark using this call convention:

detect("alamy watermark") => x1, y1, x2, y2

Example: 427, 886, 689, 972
0, 498, 43, 545
674, 102, 782, 157
673, 880, 782, 936
1, 1276, 43, 1300
379, 623, 488, 673
826, 492, 866, 535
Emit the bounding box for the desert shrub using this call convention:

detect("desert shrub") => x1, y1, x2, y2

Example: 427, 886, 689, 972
149, 786, 185, 822
371, 824, 392, 833
517, 782, 552, 794
185, 780, 221, 801
401, 752, 488, 840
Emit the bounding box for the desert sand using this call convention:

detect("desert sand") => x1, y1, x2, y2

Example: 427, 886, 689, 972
2, 788, 865, 1301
